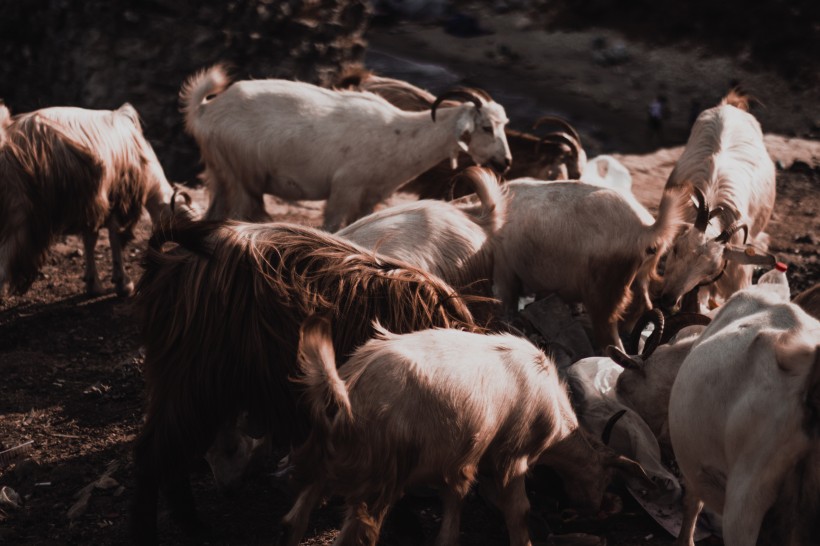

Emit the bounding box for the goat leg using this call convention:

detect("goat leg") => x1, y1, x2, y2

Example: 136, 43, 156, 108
82, 229, 103, 296
108, 219, 134, 297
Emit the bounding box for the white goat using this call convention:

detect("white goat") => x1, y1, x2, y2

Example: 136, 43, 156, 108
1, 104, 193, 297
337, 166, 504, 294
281, 316, 650, 546
488, 180, 688, 350
566, 356, 681, 504
669, 277, 820, 545
658, 91, 777, 311
611, 312, 711, 450
181, 65, 512, 230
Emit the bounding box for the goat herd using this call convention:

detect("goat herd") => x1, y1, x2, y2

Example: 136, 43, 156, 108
0, 63, 818, 546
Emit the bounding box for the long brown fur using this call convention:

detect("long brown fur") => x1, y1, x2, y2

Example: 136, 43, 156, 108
0, 115, 104, 293
131, 217, 478, 542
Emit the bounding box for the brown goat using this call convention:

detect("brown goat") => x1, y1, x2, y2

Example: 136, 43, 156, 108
131, 218, 477, 544
336, 67, 585, 200
2, 104, 193, 297
281, 316, 651, 546
0, 114, 105, 295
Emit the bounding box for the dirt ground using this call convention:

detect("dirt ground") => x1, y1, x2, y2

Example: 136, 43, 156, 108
1, 12, 819, 546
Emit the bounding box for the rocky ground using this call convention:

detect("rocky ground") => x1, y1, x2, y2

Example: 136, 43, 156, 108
1, 6, 818, 546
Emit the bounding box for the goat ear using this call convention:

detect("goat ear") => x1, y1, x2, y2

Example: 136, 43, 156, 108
723, 244, 776, 266
609, 455, 656, 490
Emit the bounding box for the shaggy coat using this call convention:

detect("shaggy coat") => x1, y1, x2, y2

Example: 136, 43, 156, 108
281, 317, 649, 546
181, 65, 511, 230
659, 91, 777, 309
2, 104, 189, 296
489, 180, 688, 350
0, 114, 104, 294
131, 219, 477, 544
337, 67, 586, 200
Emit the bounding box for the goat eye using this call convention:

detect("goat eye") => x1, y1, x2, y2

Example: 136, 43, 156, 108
646, 247, 657, 255
482, 126, 493, 134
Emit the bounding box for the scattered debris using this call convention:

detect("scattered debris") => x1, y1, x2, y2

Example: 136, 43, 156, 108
67, 461, 121, 520
0, 440, 34, 468
0, 486, 22, 510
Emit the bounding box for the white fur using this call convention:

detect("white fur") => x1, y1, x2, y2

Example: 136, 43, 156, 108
337, 167, 504, 290
181, 65, 512, 230
660, 97, 776, 309
668, 280, 820, 545
488, 180, 688, 350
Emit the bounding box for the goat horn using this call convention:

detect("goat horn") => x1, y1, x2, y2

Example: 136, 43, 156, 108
602, 409, 627, 446
431, 88, 484, 122
537, 133, 579, 159
605, 345, 644, 372
532, 115, 583, 146
715, 222, 749, 244
626, 309, 666, 359
692, 186, 710, 232
658, 312, 712, 345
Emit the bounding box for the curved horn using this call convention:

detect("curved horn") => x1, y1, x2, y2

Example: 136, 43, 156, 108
633, 309, 666, 362
659, 312, 712, 345
602, 409, 628, 446
626, 309, 665, 356
431, 88, 484, 122
538, 133, 579, 159
715, 222, 749, 244
605, 345, 644, 372
692, 187, 710, 232
533, 115, 583, 146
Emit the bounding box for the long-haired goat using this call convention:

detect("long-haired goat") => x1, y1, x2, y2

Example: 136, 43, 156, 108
2, 104, 193, 297
131, 219, 477, 544
281, 316, 650, 546
337, 67, 586, 199
489, 180, 689, 350
181, 65, 512, 230
337, 166, 504, 298
658, 91, 777, 311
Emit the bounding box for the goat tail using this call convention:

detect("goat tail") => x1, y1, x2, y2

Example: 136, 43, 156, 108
646, 186, 689, 254
457, 166, 508, 234
179, 64, 231, 135
296, 315, 353, 429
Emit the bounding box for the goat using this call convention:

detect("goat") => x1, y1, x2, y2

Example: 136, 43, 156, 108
205, 167, 504, 490
488, 179, 689, 350
658, 91, 777, 311
337, 166, 504, 297
566, 356, 681, 504
336, 67, 586, 199
610, 311, 712, 451
1, 104, 193, 297
281, 315, 651, 546
131, 218, 477, 544
181, 65, 512, 230
668, 275, 820, 546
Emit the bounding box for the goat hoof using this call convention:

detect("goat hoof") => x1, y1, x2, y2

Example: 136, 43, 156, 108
115, 280, 135, 297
